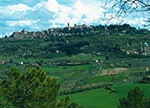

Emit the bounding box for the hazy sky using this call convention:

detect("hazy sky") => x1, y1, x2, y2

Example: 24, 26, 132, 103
0, 0, 148, 37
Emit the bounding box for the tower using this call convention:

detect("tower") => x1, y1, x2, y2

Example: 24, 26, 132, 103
74, 23, 76, 27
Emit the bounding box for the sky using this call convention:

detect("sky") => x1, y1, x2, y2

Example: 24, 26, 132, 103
0, 0, 148, 37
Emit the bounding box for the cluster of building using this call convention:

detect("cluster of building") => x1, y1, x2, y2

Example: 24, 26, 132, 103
10, 23, 94, 39
0, 61, 5, 64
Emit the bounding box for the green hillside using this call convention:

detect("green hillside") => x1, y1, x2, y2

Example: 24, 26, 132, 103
60, 83, 150, 108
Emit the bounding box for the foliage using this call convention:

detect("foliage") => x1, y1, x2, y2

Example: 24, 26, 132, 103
0, 67, 82, 108
118, 87, 150, 108
140, 76, 150, 83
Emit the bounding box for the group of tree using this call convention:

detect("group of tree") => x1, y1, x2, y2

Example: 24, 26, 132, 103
60, 84, 113, 96
0, 67, 83, 108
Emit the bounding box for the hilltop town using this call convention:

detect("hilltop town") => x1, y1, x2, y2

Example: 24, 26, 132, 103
6, 23, 150, 56
10, 23, 93, 39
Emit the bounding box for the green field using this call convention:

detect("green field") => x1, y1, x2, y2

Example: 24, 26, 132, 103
60, 83, 150, 108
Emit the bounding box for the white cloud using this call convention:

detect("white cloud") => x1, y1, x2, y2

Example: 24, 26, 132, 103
52, 0, 105, 26
0, 34, 4, 38
44, 0, 59, 13
0, 4, 31, 15
0, 0, 149, 37
33, 0, 59, 13
125, 19, 138, 25
0, 4, 31, 19
124, 18, 145, 26
7, 4, 31, 12
103, 13, 148, 27
7, 20, 32, 27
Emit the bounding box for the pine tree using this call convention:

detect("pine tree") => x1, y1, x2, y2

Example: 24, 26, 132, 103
118, 87, 150, 108
0, 67, 82, 108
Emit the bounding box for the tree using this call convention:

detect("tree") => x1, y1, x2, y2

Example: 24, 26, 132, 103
104, 0, 150, 26
118, 87, 150, 108
0, 67, 82, 108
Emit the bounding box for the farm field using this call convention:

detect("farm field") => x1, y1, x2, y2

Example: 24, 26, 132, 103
60, 83, 150, 108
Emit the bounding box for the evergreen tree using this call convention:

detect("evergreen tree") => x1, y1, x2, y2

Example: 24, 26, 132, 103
118, 87, 150, 108
0, 67, 82, 108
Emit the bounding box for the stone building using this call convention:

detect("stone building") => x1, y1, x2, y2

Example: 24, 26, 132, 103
10, 29, 29, 38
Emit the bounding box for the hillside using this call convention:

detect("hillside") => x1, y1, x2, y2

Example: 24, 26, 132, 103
1, 24, 150, 57
0, 24, 150, 107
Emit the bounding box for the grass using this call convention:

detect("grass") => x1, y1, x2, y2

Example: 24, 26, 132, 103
60, 83, 150, 108
68, 89, 118, 108
49, 54, 106, 61
113, 83, 150, 97
80, 73, 125, 85
43, 64, 93, 74
43, 64, 93, 82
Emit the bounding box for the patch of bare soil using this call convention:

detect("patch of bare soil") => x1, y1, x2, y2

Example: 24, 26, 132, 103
99, 68, 128, 76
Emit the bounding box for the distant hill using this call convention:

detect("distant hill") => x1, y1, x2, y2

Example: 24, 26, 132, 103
1, 24, 150, 58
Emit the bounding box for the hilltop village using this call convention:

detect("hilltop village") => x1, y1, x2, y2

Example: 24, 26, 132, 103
7, 23, 150, 56
10, 23, 93, 39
